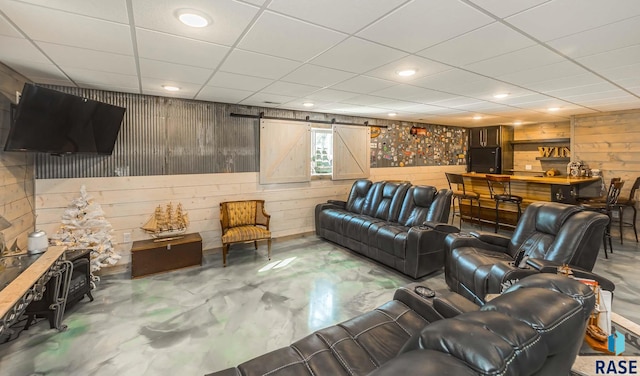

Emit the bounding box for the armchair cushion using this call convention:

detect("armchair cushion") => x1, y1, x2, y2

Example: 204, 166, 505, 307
221, 225, 271, 244
220, 200, 272, 266
227, 201, 258, 227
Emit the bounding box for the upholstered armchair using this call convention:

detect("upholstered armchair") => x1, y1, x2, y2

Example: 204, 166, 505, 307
220, 200, 271, 267
444, 202, 609, 304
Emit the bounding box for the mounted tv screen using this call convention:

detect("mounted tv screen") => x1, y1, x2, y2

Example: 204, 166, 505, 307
4, 84, 126, 155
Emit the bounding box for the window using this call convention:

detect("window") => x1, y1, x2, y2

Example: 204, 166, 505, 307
311, 128, 332, 176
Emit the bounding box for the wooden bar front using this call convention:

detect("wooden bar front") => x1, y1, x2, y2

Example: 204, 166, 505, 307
456, 173, 602, 229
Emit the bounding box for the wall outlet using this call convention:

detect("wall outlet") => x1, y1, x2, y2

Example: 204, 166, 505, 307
525, 164, 532, 170
123, 232, 131, 243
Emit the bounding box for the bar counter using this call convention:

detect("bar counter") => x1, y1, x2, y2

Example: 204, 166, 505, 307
457, 173, 602, 229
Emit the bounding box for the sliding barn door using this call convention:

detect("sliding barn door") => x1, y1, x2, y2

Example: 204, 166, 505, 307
332, 124, 370, 180
259, 119, 311, 184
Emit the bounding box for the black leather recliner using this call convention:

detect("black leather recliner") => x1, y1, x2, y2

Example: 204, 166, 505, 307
315, 180, 455, 278
445, 201, 609, 304
208, 273, 596, 376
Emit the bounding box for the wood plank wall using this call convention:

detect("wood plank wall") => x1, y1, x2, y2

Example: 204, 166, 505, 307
0, 64, 34, 252
574, 109, 640, 197
35, 165, 464, 273
513, 121, 570, 175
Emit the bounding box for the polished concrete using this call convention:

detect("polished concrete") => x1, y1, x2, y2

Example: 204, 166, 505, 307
0, 227, 637, 375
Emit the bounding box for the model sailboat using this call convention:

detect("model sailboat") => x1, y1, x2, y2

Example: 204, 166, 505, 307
141, 202, 189, 238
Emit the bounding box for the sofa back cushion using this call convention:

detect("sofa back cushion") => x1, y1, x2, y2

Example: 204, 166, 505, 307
398, 186, 437, 227
362, 181, 410, 221
346, 179, 372, 214
425, 188, 453, 223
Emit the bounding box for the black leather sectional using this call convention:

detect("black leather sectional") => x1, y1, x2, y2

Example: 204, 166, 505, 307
208, 273, 596, 376
314, 180, 455, 279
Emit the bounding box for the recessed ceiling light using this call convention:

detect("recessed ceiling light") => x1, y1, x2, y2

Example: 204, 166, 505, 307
162, 85, 180, 92
493, 93, 509, 99
176, 9, 211, 28
388, 112, 397, 117
473, 115, 483, 120
303, 102, 314, 107
514, 121, 522, 126
396, 69, 417, 77
548, 107, 560, 112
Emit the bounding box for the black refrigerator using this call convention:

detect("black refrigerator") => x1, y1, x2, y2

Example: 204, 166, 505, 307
468, 146, 502, 174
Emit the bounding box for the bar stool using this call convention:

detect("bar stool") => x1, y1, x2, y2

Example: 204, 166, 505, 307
581, 180, 624, 258
446, 172, 481, 229
486, 174, 523, 233
613, 176, 640, 244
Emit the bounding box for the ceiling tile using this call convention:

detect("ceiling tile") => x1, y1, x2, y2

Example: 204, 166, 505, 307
240, 0, 268, 6
240, 92, 297, 106
139, 59, 213, 84
268, 0, 407, 34
303, 88, 358, 102
364, 55, 451, 83
132, 0, 259, 46
64, 68, 139, 90
599, 63, 640, 87
219, 49, 301, 79
400, 103, 448, 113
374, 99, 422, 111
38, 42, 137, 75
418, 23, 536, 66
548, 17, 640, 59
262, 81, 320, 97
466, 0, 549, 18
309, 37, 407, 73
4, 61, 71, 83
281, 64, 356, 88
497, 60, 592, 86
135, 29, 229, 69
505, 0, 640, 41
547, 82, 622, 98
208, 71, 273, 91
526, 73, 608, 94
371, 84, 443, 101
343, 95, 386, 106
430, 96, 484, 108
412, 68, 487, 91
196, 86, 254, 103
16, 0, 129, 23
330, 75, 396, 93
141, 78, 202, 98
0, 36, 51, 65
0, 13, 23, 37
357, 0, 493, 53
238, 11, 345, 62
283, 99, 333, 111
465, 45, 565, 77
577, 44, 640, 71
1, 0, 133, 54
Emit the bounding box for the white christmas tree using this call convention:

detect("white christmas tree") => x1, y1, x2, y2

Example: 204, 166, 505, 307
50, 185, 121, 272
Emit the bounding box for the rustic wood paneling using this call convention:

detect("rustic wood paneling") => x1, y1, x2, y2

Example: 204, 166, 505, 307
512, 122, 570, 175
0, 64, 34, 252
573, 109, 640, 242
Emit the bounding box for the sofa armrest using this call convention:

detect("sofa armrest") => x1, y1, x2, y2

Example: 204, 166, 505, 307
326, 200, 346, 208
469, 231, 511, 248
422, 221, 459, 234
485, 261, 540, 297
526, 259, 615, 292
393, 286, 444, 323
432, 292, 479, 318
444, 232, 510, 254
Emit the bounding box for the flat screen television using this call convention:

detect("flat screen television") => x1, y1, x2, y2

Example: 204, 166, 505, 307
4, 83, 126, 155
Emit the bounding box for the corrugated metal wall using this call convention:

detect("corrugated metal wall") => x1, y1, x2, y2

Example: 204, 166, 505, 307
34, 86, 466, 178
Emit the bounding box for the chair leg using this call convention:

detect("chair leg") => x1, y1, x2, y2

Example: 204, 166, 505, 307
619, 206, 624, 245
476, 199, 482, 230
222, 244, 229, 267
494, 200, 499, 233
87, 290, 94, 302
254, 241, 258, 250
633, 206, 638, 242
267, 238, 272, 260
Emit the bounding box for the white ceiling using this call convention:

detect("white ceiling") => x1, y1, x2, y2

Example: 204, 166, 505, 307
1, 0, 639, 127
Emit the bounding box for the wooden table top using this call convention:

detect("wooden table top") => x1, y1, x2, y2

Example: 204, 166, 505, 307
0, 246, 66, 319
462, 173, 601, 186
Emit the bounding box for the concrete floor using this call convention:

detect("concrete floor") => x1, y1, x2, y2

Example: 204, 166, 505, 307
0, 225, 637, 375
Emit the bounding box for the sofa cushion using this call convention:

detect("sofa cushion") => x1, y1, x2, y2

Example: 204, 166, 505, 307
398, 186, 437, 227
226, 201, 257, 227
346, 179, 372, 214
374, 225, 409, 258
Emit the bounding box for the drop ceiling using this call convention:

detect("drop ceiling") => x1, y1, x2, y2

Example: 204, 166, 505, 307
1, 0, 639, 127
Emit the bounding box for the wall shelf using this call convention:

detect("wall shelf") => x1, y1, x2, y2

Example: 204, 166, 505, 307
510, 138, 570, 145
535, 157, 570, 161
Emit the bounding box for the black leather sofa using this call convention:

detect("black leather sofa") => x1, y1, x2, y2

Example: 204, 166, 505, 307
315, 180, 455, 278
208, 273, 596, 376
445, 201, 610, 304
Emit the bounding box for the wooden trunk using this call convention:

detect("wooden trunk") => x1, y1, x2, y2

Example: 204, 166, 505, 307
131, 232, 202, 279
